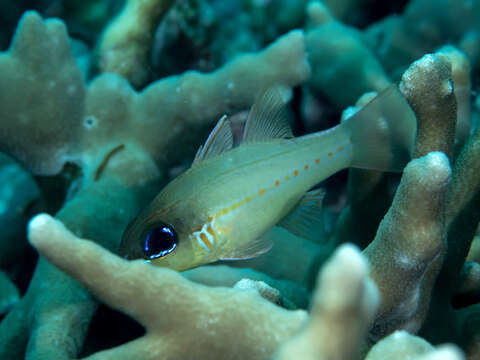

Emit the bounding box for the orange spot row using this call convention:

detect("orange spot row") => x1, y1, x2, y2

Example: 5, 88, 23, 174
215, 144, 348, 220
231, 202, 241, 210
219, 208, 229, 216
215, 193, 258, 218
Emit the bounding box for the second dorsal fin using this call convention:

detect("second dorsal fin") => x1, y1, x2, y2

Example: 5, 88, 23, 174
242, 87, 294, 143
193, 115, 234, 165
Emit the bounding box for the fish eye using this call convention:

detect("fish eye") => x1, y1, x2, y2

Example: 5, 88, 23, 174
143, 225, 178, 260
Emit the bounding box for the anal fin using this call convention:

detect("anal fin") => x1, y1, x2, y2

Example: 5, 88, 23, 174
278, 189, 325, 241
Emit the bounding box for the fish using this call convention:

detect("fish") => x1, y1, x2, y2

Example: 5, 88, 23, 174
120, 85, 416, 271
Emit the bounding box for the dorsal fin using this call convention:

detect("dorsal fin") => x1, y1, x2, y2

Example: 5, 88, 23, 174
278, 189, 325, 241
193, 115, 234, 165
242, 87, 294, 143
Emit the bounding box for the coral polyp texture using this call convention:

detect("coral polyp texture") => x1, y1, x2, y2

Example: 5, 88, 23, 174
1, 0, 480, 359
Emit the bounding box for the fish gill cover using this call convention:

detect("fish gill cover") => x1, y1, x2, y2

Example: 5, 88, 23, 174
0, 0, 479, 359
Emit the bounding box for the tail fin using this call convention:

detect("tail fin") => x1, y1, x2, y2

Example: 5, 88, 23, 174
343, 84, 417, 172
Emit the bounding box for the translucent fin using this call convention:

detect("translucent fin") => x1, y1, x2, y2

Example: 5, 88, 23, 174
242, 87, 294, 143
219, 236, 273, 260
193, 115, 233, 165
343, 84, 417, 172
278, 189, 325, 241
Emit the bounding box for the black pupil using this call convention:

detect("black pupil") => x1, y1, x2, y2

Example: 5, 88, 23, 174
143, 225, 177, 260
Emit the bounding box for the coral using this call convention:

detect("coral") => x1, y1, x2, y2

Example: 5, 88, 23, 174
305, 2, 391, 108
27, 214, 464, 359
399, 53, 457, 160
273, 244, 379, 360
363, 0, 480, 77
27, 213, 307, 360
329, 91, 416, 249
366, 331, 464, 360
0, 154, 39, 314
151, 0, 311, 77
98, 0, 176, 87
364, 151, 451, 339
436, 47, 471, 153
1, 0, 480, 358
185, 264, 310, 309
0, 272, 19, 315
0, 12, 309, 178
0, 11, 309, 359
28, 213, 382, 360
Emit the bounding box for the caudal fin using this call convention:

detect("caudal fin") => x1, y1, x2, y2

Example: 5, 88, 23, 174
343, 85, 417, 172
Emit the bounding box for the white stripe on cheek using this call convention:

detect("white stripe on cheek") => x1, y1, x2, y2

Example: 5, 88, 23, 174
190, 220, 217, 252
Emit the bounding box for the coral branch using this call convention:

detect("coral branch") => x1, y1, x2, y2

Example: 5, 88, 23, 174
98, 0, 176, 87
274, 244, 379, 360
0, 12, 309, 178
399, 53, 457, 160
364, 152, 451, 339
366, 331, 464, 360
305, 1, 391, 108
29, 214, 308, 360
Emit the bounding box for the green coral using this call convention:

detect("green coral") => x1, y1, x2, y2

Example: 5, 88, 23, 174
0, 10, 309, 359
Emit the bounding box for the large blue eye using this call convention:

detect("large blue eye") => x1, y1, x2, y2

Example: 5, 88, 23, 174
143, 225, 177, 260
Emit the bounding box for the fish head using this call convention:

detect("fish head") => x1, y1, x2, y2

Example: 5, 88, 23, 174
119, 196, 200, 271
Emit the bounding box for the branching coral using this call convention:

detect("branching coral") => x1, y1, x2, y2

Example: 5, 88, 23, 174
363, 0, 480, 77
28, 214, 464, 360
0, 154, 39, 314
1, 0, 480, 358
27, 213, 382, 360
98, 0, 176, 87
305, 1, 390, 108
0, 11, 310, 178
273, 244, 379, 360
0, 11, 310, 359
364, 151, 451, 339
366, 331, 464, 360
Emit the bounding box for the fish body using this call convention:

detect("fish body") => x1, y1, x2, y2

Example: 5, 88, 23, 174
120, 86, 416, 271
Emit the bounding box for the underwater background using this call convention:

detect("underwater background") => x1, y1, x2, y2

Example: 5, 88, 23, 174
0, 0, 479, 359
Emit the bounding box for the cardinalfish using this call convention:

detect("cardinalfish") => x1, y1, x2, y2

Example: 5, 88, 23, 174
120, 85, 416, 271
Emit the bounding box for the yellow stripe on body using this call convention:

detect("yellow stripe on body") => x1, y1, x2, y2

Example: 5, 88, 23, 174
212, 148, 343, 218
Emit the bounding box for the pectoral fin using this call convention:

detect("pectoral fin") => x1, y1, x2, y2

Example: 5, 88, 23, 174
219, 236, 273, 260
279, 189, 325, 241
